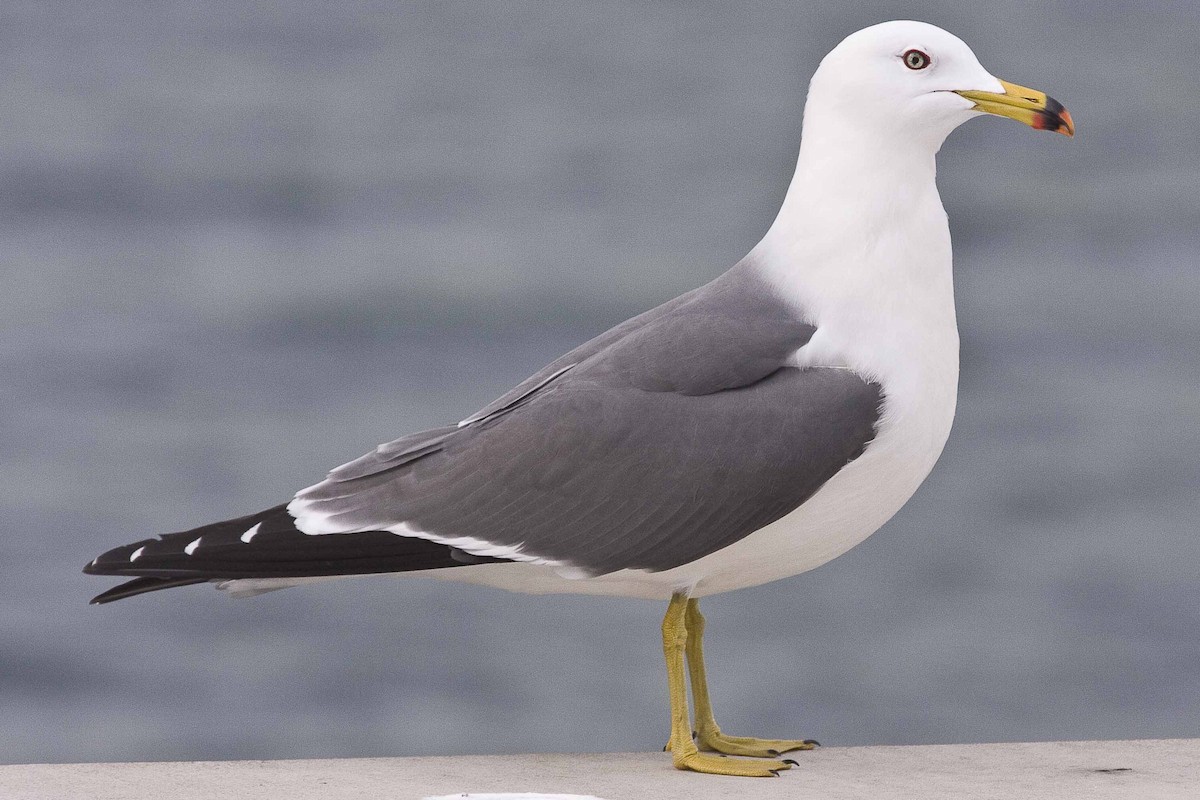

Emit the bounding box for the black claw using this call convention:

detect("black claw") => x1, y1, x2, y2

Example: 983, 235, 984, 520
804, 739, 821, 747
783, 759, 799, 766
769, 769, 781, 777
767, 749, 779, 756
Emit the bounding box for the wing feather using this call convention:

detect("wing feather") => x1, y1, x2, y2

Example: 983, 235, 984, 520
289, 260, 881, 574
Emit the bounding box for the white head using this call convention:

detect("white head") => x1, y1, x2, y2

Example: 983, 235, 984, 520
803, 21, 1072, 153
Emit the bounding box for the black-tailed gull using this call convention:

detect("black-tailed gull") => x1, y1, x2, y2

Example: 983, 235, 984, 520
86, 20, 1073, 777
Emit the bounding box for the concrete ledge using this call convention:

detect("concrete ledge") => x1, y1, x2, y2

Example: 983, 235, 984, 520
4, 739, 1197, 800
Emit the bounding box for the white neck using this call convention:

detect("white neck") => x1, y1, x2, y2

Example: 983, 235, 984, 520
752, 109, 959, 395
767, 104, 942, 255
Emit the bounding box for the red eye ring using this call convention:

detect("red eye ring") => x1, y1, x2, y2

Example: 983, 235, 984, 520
903, 49, 930, 70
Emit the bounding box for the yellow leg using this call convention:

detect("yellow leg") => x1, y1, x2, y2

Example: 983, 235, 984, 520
662, 594, 793, 777
685, 598, 819, 758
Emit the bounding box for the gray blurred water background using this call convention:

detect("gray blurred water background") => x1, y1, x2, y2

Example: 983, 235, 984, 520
3, 0, 1199, 765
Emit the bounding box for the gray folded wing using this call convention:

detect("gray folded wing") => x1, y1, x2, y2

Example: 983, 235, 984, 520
294, 260, 883, 575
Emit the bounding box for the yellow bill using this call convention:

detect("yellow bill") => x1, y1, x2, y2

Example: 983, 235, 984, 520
955, 79, 1074, 136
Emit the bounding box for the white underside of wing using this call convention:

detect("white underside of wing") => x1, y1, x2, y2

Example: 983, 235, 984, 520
383, 523, 575, 570
288, 494, 583, 574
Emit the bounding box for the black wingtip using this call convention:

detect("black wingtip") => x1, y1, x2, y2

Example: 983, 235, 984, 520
89, 576, 209, 605
84, 502, 513, 605
83, 541, 154, 576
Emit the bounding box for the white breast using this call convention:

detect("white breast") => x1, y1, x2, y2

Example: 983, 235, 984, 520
678, 340, 959, 597
621, 150, 964, 596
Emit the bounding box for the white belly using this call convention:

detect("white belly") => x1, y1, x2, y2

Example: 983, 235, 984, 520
675, 371, 958, 596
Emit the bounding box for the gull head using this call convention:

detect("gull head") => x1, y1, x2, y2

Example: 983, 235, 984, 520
806, 21, 1074, 152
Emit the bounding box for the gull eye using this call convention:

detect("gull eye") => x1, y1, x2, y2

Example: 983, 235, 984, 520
903, 49, 930, 70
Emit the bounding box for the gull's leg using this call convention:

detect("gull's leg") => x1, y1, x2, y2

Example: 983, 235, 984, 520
662, 593, 792, 777
685, 598, 819, 758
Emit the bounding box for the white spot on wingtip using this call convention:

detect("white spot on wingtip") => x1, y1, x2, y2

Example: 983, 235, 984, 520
240, 522, 263, 543
129, 546, 145, 562
184, 537, 202, 555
